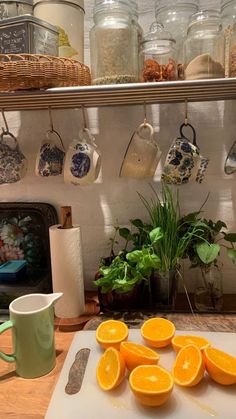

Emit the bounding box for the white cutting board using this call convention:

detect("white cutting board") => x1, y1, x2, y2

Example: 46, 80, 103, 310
46, 329, 236, 419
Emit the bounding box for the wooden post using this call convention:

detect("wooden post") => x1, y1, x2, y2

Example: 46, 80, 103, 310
60, 206, 73, 229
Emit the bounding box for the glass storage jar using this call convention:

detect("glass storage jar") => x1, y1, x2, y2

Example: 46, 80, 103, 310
33, 0, 85, 62
90, 0, 139, 85
221, 0, 236, 76
0, 0, 33, 19
155, 0, 199, 68
184, 10, 225, 80
229, 21, 236, 76
140, 22, 177, 82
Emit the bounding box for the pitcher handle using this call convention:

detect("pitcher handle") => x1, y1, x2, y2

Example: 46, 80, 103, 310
179, 123, 198, 148
137, 122, 155, 142
0, 320, 15, 363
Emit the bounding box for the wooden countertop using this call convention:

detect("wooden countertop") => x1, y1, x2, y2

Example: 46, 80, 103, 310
1, 310, 236, 419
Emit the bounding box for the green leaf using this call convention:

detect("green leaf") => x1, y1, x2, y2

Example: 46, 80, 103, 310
149, 227, 163, 244
214, 220, 227, 233
227, 248, 236, 265
224, 233, 236, 243
118, 228, 131, 240
196, 243, 220, 264
126, 250, 143, 263
130, 219, 144, 229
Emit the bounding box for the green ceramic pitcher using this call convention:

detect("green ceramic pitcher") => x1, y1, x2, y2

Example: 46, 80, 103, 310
0, 292, 62, 379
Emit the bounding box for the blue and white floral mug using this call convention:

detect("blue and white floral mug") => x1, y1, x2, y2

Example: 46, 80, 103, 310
35, 130, 65, 177
0, 132, 27, 185
162, 123, 209, 185
64, 128, 101, 186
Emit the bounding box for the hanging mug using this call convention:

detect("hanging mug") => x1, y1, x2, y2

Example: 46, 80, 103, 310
0, 131, 27, 185
120, 122, 162, 178
35, 130, 65, 177
162, 123, 209, 185
64, 128, 101, 186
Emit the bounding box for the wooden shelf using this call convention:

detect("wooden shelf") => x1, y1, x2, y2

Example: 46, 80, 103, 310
1, 78, 236, 111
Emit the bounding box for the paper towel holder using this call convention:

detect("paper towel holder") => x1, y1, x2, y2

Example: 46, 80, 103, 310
60, 206, 73, 229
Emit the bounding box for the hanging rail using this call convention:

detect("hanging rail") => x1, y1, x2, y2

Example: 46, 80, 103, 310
0, 78, 236, 111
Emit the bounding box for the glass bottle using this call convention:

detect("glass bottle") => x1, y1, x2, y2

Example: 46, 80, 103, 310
140, 22, 177, 82
194, 263, 223, 312
184, 10, 225, 80
90, 0, 139, 85
221, 0, 236, 76
155, 0, 199, 69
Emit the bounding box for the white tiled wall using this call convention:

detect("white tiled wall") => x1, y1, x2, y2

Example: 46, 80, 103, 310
1, 0, 236, 292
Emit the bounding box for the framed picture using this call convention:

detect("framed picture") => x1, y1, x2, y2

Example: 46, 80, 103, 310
0, 202, 58, 319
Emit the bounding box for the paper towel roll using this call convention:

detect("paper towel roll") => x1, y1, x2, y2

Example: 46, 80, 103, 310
49, 224, 85, 318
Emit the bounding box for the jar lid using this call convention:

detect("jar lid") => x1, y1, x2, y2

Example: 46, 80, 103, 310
155, 0, 199, 14
188, 9, 221, 27
142, 22, 176, 44
1, 0, 33, 4
33, 0, 84, 12
94, 0, 132, 15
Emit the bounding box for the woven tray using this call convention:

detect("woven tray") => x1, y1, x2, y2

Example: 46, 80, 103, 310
0, 54, 91, 91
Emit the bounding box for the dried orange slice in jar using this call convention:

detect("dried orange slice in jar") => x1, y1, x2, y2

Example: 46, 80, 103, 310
141, 317, 175, 348
129, 365, 174, 407
203, 347, 236, 385
172, 335, 211, 353
96, 319, 129, 350
172, 344, 205, 387
96, 347, 126, 391
120, 341, 160, 371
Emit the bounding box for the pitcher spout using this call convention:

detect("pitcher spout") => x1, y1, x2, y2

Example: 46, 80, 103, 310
47, 293, 63, 306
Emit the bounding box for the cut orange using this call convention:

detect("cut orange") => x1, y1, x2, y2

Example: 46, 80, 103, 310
203, 347, 236, 385
129, 365, 174, 407
172, 335, 211, 353
120, 341, 160, 371
96, 347, 126, 391
96, 320, 129, 350
141, 317, 175, 348
172, 344, 205, 387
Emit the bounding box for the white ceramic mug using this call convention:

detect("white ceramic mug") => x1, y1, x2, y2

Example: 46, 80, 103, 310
64, 128, 101, 186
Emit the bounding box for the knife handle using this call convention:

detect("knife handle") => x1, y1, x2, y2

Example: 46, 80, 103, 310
65, 348, 91, 395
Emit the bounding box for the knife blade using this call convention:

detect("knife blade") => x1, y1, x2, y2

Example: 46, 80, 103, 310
65, 348, 91, 395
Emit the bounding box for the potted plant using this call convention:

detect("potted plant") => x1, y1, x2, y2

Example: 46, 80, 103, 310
182, 215, 236, 312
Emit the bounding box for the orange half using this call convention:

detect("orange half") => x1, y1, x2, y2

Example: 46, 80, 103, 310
96, 347, 126, 391
120, 341, 159, 371
129, 365, 174, 407
172, 344, 205, 387
141, 317, 175, 348
203, 347, 236, 385
96, 319, 129, 349
172, 335, 211, 353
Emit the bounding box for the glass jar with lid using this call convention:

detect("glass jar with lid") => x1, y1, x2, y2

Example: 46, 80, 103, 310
155, 0, 199, 66
140, 22, 177, 82
221, 0, 236, 76
0, 0, 33, 19
184, 10, 225, 80
90, 0, 139, 85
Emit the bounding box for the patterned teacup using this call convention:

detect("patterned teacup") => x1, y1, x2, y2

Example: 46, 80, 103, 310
35, 130, 65, 177
64, 128, 101, 186
0, 132, 27, 185
162, 123, 209, 185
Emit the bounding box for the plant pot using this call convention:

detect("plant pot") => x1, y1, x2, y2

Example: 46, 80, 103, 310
150, 270, 178, 310
194, 264, 223, 312
97, 280, 151, 312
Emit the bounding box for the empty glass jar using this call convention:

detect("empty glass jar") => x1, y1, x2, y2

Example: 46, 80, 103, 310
90, 0, 139, 85
0, 0, 33, 19
184, 10, 225, 80
221, 0, 236, 76
155, 0, 199, 68
140, 22, 177, 82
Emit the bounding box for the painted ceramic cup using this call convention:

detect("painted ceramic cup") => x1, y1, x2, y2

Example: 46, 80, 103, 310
0, 132, 27, 184
0, 293, 62, 379
64, 128, 101, 186
162, 124, 209, 185
120, 122, 162, 178
35, 130, 65, 177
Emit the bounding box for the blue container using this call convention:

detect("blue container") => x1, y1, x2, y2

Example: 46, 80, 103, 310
0, 260, 27, 282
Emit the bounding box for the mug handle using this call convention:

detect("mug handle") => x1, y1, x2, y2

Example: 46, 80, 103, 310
79, 128, 98, 148
137, 122, 155, 142
0, 132, 19, 151
179, 123, 198, 148
46, 130, 65, 151
0, 320, 15, 363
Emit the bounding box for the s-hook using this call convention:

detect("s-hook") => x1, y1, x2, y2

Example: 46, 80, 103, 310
1, 109, 10, 134
184, 99, 188, 126
47, 106, 65, 150
144, 101, 147, 126
81, 105, 88, 130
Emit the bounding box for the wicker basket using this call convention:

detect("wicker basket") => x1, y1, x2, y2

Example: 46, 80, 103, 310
0, 54, 91, 91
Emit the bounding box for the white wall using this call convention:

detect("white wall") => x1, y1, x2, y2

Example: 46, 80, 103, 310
1, 0, 236, 293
